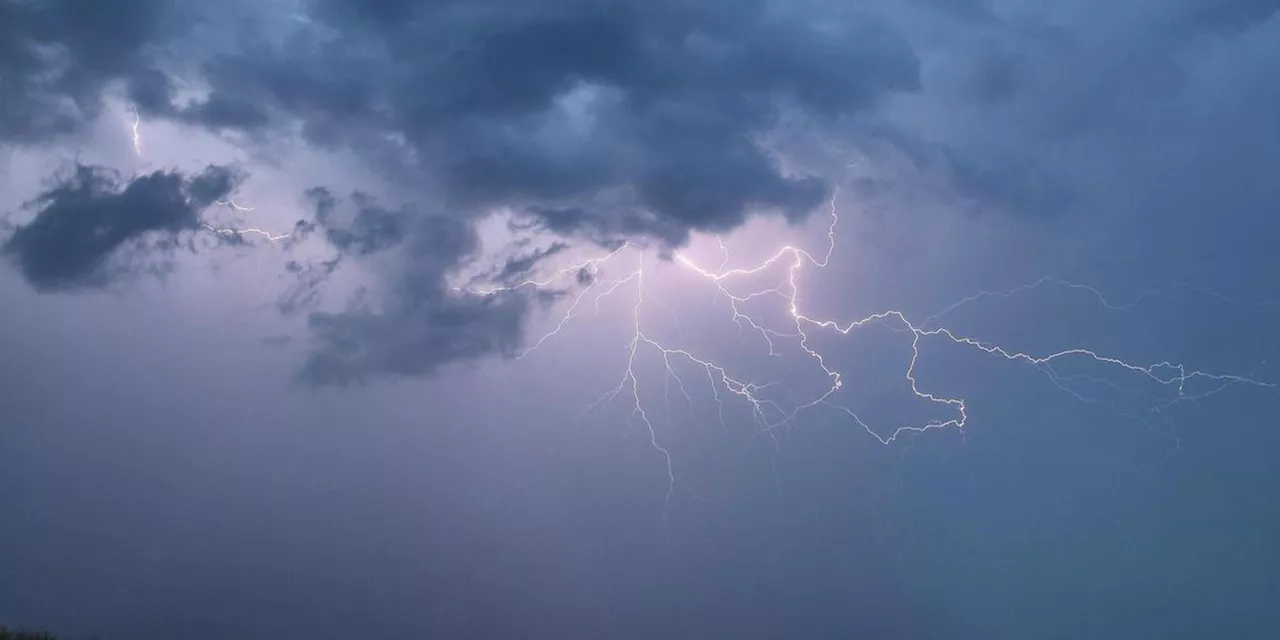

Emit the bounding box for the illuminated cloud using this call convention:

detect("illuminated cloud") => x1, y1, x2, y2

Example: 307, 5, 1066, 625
3, 4, 1280, 634
2, 0, 1278, 384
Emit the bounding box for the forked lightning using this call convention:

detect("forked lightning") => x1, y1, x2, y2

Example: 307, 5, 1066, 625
465, 188, 1272, 513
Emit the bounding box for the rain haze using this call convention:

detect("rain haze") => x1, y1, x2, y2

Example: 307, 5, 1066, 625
3, 0, 1280, 638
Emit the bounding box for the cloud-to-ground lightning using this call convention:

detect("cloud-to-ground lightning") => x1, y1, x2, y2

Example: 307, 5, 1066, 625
463, 188, 1273, 516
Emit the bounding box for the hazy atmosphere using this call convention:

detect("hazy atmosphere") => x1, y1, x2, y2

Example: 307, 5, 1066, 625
3, 1, 1280, 638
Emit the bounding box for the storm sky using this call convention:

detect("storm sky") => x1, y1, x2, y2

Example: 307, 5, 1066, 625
3, 0, 1280, 638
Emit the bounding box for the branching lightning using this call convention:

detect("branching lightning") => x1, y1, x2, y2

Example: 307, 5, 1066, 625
464, 188, 1272, 516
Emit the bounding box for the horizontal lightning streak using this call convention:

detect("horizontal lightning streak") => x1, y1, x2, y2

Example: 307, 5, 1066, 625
201, 198, 288, 242
201, 223, 291, 242
215, 199, 255, 212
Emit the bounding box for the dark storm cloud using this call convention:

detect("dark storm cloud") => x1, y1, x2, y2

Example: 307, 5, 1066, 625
167, 0, 920, 243
275, 187, 414, 315
299, 286, 529, 386
265, 188, 525, 385
848, 0, 1280, 233
519, 205, 686, 247
111, 0, 917, 383
295, 203, 530, 386
285, 0, 1277, 387
305, 187, 413, 258
9, 0, 1277, 386
3, 0, 920, 382
0, 0, 183, 143
492, 242, 570, 283
276, 256, 341, 317
1, 163, 237, 291
274, 187, 416, 318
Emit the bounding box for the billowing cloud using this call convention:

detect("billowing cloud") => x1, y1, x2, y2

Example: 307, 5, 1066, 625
160, 0, 920, 244
152, 0, 921, 384
1, 163, 237, 291
5, 0, 1279, 384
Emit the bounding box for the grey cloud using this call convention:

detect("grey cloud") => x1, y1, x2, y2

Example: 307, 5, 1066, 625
276, 256, 342, 317
274, 186, 417, 318
521, 205, 685, 247
286, 0, 1278, 382
1171, 0, 1280, 33
4, 0, 920, 383
295, 200, 531, 386
299, 289, 529, 386
905, 0, 994, 22
275, 188, 414, 316
14, 0, 1277, 385
267, 188, 532, 385
853, 0, 1280, 232
132, 0, 920, 383
1, 163, 237, 292
165, 0, 919, 244
306, 187, 413, 258
493, 242, 570, 284
123, 66, 178, 116
0, 0, 182, 144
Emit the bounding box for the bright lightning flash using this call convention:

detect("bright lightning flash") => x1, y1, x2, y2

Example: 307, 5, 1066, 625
466, 189, 1272, 515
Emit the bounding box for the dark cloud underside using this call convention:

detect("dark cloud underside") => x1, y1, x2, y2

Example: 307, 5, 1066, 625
169, 0, 921, 243
2, 164, 236, 291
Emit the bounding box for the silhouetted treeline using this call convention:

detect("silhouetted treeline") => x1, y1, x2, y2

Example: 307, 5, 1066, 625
1, 628, 97, 640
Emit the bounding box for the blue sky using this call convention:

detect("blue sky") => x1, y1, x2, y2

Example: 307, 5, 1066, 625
2, 1, 1280, 638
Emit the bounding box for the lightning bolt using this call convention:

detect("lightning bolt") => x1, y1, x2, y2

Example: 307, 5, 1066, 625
215, 199, 255, 212
463, 187, 1273, 518
127, 112, 270, 240
201, 223, 292, 242
130, 108, 142, 157
201, 198, 289, 242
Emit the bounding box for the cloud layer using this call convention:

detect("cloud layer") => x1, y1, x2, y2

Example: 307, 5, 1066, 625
4, 0, 1279, 383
